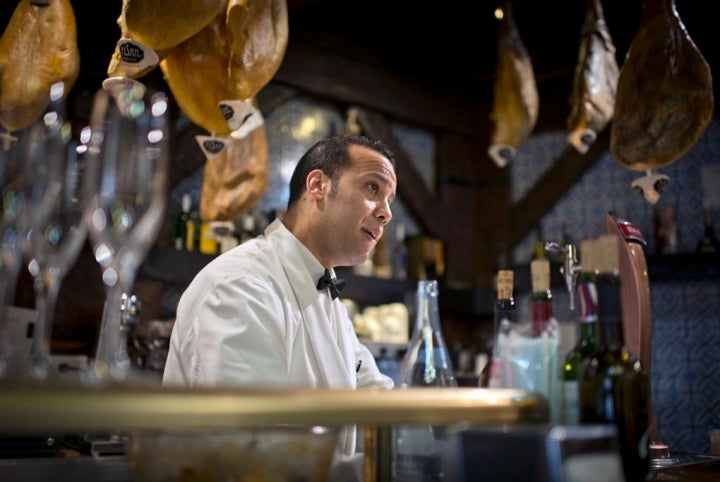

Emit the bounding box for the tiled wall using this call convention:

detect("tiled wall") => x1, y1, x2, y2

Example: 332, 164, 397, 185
510, 120, 720, 455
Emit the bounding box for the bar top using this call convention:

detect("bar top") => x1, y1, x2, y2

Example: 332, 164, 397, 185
0, 383, 547, 433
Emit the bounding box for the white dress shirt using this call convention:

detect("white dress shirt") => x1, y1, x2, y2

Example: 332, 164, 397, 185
163, 218, 394, 456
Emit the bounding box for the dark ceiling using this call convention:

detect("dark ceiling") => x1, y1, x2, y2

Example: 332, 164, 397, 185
284, 0, 717, 107
1, 1, 717, 114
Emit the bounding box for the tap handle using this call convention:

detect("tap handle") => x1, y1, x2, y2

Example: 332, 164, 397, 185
544, 241, 580, 310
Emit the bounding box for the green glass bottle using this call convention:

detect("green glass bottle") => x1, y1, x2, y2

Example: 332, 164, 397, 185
579, 235, 649, 481
562, 239, 598, 425
173, 193, 192, 251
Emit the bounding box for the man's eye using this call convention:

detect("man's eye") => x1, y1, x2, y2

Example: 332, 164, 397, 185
368, 183, 379, 194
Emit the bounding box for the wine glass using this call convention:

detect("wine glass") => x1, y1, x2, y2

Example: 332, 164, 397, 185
18, 85, 89, 380
82, 81, 170, 382
0, 130, 27, 376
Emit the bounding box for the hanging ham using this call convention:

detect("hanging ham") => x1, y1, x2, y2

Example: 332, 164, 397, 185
226, 0, 289, 101
119, 0, 227, 51
0, 0, 79, 132
567, 0, 619, 154
199, 124, 269, 222
487, 1, 539, 169
159, 14, 234, 135
610, 0, 713, 202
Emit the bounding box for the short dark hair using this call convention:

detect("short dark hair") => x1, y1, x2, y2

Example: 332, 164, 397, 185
287, 135, 395, 209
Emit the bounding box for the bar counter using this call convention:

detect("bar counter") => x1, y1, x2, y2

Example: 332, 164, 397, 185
0, 383, 547, 432
0, 383, 717, 481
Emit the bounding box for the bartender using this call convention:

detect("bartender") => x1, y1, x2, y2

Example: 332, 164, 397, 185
162, 134, 397, 478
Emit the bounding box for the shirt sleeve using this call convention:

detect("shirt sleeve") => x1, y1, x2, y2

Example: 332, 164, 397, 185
193, 275, 290, 387
346, 313, 394, 390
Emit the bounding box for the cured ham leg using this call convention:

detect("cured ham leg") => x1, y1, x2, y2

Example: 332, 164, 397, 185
487, 1, 539, 168
200, 124, 269, 222
0, 0, 79, 132
567, 0, 619, 154
610, 0, 713, 202
226, 0, 289, 101
119, 0, 227, 51
107, 0, 227, 79
160, 14, 234, 135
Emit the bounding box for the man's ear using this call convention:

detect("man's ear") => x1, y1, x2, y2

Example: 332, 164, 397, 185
306, 169, 327, 200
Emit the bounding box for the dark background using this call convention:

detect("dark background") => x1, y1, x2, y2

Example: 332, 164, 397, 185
2, 1, 717, 114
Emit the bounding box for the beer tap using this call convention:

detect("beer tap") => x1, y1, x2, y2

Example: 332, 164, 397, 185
545, 241, 581, 310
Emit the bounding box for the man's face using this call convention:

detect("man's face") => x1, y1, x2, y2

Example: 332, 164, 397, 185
320, 145, 397, 267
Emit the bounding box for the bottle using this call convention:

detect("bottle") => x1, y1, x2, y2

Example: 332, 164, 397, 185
482, 269, 516, 387
391, 222, 409, 280
395, 279, 456, 482
198, 221, 219, 255
696, 210, 719, 253
561, 239, 598, 425
400, 280, 456, 387
174, 193, 192, 251
494, 269, 516, 335
185, 204, 199, 252
530, 253, 553, 337
238, 214, 257, 244
579, 234, 650, 482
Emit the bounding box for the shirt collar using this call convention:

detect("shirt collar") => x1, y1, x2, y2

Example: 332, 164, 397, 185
265, 219, 327, 307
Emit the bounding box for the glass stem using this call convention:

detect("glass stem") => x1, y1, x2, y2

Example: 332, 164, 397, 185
27, 269, 62, 380
92, 261, 138, 382
0, 261, 22, 375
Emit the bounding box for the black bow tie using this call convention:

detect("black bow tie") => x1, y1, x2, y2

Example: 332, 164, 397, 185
317, 269, 346, 300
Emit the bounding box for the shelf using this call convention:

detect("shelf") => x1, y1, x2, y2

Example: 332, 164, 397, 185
138, 247, 720, 322
139, 245, 215, 285
646, 252, 720, 281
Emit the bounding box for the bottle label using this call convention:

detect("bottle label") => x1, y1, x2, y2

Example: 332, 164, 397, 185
186, 219, 197, 251
408, 348, 452, 386
198, 222, 218, 255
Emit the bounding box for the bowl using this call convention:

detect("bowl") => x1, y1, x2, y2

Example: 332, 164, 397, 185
126, 425, 339, 482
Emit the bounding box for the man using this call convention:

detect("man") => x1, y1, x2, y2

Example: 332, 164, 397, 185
162, 135, 397, 465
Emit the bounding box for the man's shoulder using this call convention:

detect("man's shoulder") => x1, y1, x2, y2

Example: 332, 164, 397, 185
206, 236, 283, 274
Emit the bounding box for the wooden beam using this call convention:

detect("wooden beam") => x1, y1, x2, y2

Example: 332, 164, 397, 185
509, 129, 610, 248
273, 42, 480, 137
355, 108, 445, 237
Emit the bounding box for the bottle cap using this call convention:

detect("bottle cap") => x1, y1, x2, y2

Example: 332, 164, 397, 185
580, 238, 596, 273
595, 234, 619, 275
530, 258, 550, 292
181, 193, 192, 212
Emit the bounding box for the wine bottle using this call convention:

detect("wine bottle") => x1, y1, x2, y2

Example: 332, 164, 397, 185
579, 234, 650, 481
530, 254, 553, 337
696, 210, 719, 253
494, 269, 516, 335
174, 193, 192, 251
395, 279, 455, 482
185, 203, 199, 252
482, 269, 516, 387
562, 239, 598, 425
391, 222, 409, 280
